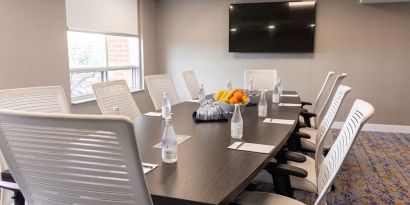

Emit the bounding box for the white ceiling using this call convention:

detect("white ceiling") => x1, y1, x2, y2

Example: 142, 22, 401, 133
360, 0, 410, 3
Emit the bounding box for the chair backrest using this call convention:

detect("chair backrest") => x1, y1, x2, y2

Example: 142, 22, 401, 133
314, 73, 347, 128
0, 86, 70, 173
182, 70, 201, 99
145, 74, 181, 110
314, 99, 374, 205
314, 85, 351, 175
312, 71, 335, 113
0, 109, 153, 205
92, 80, 141, 119
0, 86, 70, 114
243, 70, 278, 90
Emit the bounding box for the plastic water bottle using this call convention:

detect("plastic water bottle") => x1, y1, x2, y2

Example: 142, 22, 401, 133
258, 90, 267, 118
272, 84, 280, 103
231, 104, 243, 139
112, 106, 120, 115
162, 92, 171, 119
162, 118, 177, 163
227, 78, 233, 90
198, 84, 205, 102
249, 77, 255, 92
277, 79, 283, 94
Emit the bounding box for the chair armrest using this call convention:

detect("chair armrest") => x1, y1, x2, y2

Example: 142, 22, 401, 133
299, 111, 316, 127
283, 151, 307, 163
272, 163, 308, 178
300, 111, 316, 118
295, 132, 310, 139
301, 101, 312, 107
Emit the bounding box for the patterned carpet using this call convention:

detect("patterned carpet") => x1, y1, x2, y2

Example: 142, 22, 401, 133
258, 130, 410, 205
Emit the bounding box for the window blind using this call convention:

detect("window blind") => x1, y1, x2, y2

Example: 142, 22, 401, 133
66, 0, 139, 36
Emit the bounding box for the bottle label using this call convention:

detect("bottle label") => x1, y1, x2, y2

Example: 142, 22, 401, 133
231, 123, 243, 137
162, 146, 177, 160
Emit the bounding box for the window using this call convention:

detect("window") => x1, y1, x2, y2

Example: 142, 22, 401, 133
68, 31, 141, 102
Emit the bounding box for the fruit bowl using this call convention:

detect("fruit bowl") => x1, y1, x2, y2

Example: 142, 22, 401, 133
213, 89, 250, 114
216, 101, 249, 114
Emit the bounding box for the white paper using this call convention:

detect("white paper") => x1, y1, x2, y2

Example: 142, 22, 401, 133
280, 94, 299, 97
279, 103, 302, 107
143, 112, 162, 117
186, 99, 199, 103
153, 135, 192, 148
228, 142, 275, 154
0, 181, 19, 190
142, 162, 159, 174
263, 118, 272, 123
271, 119, 295, 125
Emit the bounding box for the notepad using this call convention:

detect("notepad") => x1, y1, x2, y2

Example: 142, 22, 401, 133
228, 142, 275, 154
279, 103, 302, 107
271, 119, 295, 125
280, 94, 299, 97
186, 99, 199, 103
143, 112, 174, 117
263, 118, 272, 123
142, 162, 159, 174
143, 112, 162, 117
263, 118, 295, 125
153, 135, 192, 148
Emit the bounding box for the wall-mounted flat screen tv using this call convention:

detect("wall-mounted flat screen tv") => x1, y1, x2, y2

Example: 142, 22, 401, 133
229, 1, 316, 53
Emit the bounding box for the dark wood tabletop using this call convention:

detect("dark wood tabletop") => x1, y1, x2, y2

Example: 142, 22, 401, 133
133, 91, 301, 205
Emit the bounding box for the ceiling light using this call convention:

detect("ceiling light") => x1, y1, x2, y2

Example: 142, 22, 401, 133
310, 24, 315, 27
230, 28, 237, 32
229, 5, 234, 10
288, 1, 316, 7
268, 25, 275, 29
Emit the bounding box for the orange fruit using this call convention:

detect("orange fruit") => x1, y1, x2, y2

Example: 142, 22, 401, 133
233, 91, 243, 101
229, 97, 238, 104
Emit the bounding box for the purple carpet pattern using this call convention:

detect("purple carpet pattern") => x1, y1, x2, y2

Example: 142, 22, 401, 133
259, 131, 410, 205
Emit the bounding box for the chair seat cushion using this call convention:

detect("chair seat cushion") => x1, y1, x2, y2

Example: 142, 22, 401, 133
235, 191, 305, 205
288, 155, 317, 193
299, 127, 318, 151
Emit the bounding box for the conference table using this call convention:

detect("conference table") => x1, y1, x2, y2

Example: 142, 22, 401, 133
133, 91, 301, 205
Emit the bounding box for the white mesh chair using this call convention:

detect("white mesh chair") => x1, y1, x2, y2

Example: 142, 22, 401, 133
288, 86, 352, 193
0, 86, 70, 114
182, 70, 201, 99
301, 71, 334, 113
92, 80, 142, 119
235, 99, 375, 205
298, 85, 351, 152
0, 109, 153, 205
301, 73, 347, 129
145, 74, 181, 110
0, 86, 70, 204
243, 70, 278, 90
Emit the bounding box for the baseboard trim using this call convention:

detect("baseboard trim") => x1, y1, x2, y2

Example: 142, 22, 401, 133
332, 122, 410, 133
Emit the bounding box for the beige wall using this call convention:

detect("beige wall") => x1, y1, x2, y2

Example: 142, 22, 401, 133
0, 0, 158, 114
157, 0, 410, 125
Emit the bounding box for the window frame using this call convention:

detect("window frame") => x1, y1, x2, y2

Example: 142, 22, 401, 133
68, 29, 143, 104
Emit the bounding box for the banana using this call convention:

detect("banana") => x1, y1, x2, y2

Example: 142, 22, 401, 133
215, 90, 225, 100
225, 89, 237, 99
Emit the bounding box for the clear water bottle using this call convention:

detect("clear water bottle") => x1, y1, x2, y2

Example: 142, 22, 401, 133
231, 104, 243, 139
272, 84, 280, 104
112, 106, 120, 115
277, 78, 283, 94
249, 77, 255, 92
162, 118, 177, 163
198, 84, 205, 103
258, 90, 267, 118
162, 92, 171, 119
227, 78, 233, 90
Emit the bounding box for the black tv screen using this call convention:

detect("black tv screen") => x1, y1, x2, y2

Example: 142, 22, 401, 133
229, 1, 316, 53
